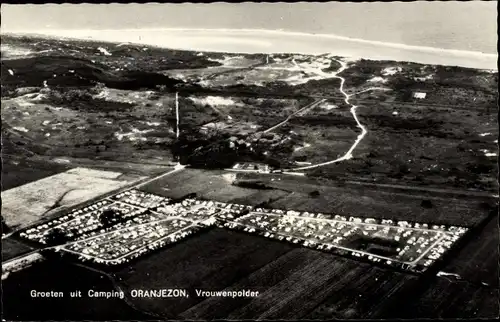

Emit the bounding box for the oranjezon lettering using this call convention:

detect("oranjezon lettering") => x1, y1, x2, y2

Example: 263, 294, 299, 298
130, 289, 189, 298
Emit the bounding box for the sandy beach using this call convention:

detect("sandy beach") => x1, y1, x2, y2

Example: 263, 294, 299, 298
3, 28, 498, 70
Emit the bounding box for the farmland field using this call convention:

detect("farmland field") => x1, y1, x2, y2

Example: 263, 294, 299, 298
390, 278, 499, 319
440, 214, 499, 287
1, 167, 134, 229
115, 228, 297, 318
267, 182, 488, 227
305, 267, 418, 319
115, 228, 420, 320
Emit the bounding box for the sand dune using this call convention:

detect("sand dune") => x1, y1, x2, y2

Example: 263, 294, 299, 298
4, 28, 497, 70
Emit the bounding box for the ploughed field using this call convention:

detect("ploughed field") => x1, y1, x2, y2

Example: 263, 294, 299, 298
113, 226, 494, 319
440, 214, 499, 288
1, 167, 135, 230
389, 277, 499, 319
114, 228, 418, 320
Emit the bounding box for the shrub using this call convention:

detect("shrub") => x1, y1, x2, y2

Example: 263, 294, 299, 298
421, 200, 433, 209
309, 190, 320, 198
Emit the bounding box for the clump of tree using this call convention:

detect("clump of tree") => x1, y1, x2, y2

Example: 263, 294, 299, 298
309, 190, 320, 198
187, 141, 239, 169
170, 193, 198, 204
420, 199, 433, 209
256, 199, 275, 209
321, 59, 343, 73
239, 208, 251, 217
99, 209, 123, 227
389, 162, 411, 179
233, 180, 273, 190
466, 162, 495, 175
171, 128, 265, 169
45, 87, 93, 104
45, 228, 69, 246
1, 215, 10, 235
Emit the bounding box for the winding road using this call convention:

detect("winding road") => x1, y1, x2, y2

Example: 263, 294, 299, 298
282, 58, 389, 172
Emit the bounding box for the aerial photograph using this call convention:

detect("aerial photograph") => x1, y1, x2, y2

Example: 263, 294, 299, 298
1, 2, 498, 321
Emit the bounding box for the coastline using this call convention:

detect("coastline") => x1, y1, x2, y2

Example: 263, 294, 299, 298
2, 28, 498, 70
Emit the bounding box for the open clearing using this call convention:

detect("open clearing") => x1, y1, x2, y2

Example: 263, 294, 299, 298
1, 167, 135, 229
140, 168, 290, 206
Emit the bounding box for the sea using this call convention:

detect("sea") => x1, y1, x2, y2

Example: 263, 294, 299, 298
1, 2, 497, 69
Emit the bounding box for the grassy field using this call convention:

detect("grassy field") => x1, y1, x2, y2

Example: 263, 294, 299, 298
140, 168, 291, 206
1, 167, 132, 229
267, 180, 488, 227
146, 168, 491, 228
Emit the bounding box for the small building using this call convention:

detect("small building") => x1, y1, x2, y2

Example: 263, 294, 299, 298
413, 92, 427, 99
